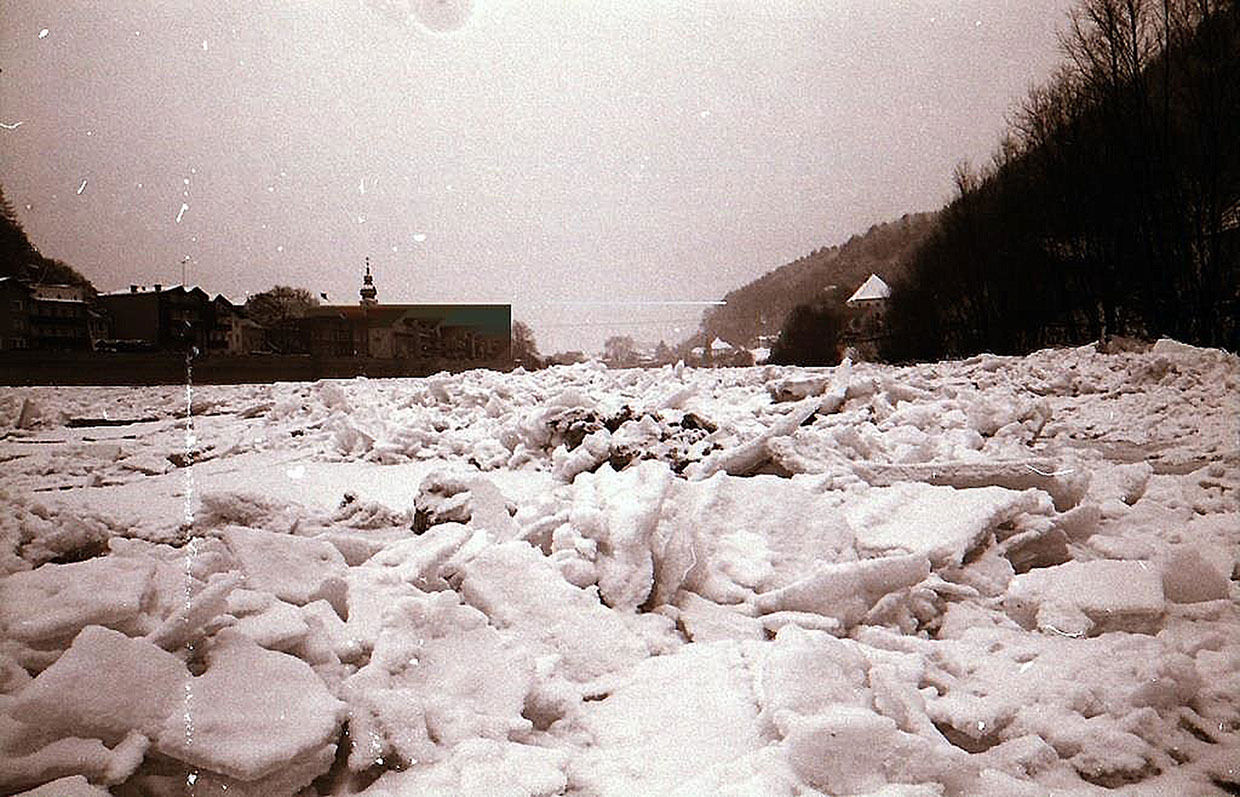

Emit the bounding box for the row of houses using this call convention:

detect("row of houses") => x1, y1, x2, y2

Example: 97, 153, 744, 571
102, 283, 266, 354
0, 269, 512, 363
0, 278, 269, 355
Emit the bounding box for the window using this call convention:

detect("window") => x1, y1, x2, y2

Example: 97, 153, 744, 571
10, 299, 23, 311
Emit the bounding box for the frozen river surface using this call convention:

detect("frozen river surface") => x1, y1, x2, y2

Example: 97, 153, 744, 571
0, 339, 1237, 796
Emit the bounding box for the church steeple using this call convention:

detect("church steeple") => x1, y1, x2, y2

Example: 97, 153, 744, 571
359, 257, 378, 306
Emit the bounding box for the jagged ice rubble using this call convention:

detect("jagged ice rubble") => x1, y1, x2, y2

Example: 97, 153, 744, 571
0, 339, 1237, 796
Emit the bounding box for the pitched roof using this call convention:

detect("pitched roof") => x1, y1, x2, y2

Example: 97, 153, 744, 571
100, 284, 210, 298
846, 273, 891, 304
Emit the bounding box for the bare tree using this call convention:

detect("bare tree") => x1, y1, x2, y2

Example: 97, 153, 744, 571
602, 335, 638, 368
511, 320, 541, 369
245, 286, 319, 327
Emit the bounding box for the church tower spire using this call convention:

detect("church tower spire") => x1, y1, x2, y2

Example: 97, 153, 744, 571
359, 257, 378, 306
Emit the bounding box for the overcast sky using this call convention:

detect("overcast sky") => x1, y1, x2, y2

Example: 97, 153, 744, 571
1, 0, 1075, 354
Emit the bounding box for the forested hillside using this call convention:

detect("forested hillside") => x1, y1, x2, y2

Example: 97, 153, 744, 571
884, 0, 1239, 360
0, 184, 94, 289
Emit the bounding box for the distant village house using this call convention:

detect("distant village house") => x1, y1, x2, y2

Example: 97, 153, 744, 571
842, 272, 892, 359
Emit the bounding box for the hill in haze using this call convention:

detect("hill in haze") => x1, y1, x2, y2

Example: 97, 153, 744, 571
686, 211, 937, 350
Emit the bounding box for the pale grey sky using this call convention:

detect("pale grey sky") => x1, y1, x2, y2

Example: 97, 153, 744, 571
1, 0, 1075, 354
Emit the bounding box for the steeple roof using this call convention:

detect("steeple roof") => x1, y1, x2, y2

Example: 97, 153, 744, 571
359, 257, 378, 306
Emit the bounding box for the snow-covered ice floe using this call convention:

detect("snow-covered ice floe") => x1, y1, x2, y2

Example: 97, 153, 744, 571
0, 341, 1238, 795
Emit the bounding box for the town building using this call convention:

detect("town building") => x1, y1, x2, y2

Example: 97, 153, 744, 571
98, 284, 217, 352
0, 277, 31, 351
28, 283, 92, 350
842, 273, 892, 359
299, 265, 511, 363
0, 279, 95, 351
210, 295, 266, 355
98, 286, 267, 355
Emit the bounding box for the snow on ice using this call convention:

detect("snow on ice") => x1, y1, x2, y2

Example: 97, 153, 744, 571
0, 340, 1238, 795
